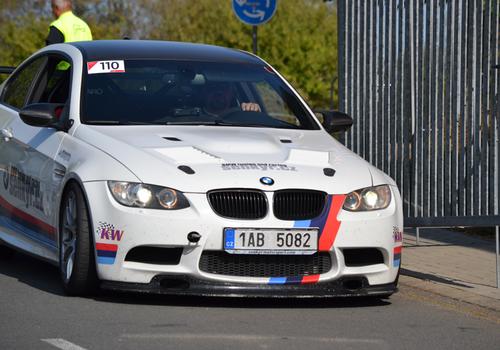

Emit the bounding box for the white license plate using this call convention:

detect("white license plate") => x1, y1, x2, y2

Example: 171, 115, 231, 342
223, 228, 318, 255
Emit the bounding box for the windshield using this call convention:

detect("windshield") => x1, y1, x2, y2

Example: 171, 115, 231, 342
81, 60, 319, 129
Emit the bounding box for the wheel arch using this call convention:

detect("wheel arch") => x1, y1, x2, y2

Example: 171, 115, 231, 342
57, 174, 97, 264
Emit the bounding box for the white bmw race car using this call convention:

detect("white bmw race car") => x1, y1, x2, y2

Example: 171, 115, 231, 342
0, 40, 403, 297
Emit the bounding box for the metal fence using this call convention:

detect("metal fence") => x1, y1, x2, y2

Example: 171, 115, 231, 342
337, 0, 500, 227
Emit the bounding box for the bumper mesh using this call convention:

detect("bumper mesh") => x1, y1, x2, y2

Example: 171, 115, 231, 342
199, 251, 332, 277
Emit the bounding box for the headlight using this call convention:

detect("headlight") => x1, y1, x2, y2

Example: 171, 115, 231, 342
343, 185, 391, 211
107, 181, 190, 210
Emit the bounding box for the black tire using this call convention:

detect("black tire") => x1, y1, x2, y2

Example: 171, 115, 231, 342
0, 243, 14, 260
59, 182, 98, 296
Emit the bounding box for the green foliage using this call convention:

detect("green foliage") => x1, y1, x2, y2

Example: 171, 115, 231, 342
146, 0, 338, 108
0, 0, 338, 108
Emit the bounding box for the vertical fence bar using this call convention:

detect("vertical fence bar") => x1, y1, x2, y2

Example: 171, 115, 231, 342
405, 0, 415, 218
397, 0, 403, 195
371, 0, 378, 166
497, 226, 499, 288
346, 0, 353, 149
429, 0, 438, 217
383, 0, 390, 174
450, 0, 459, 216
472, 0, 482, 216
389, 0, 396, 181
489, 0, 499, 216
458, 0, 467, 216
416, 0, 424, 218
465, 0, 474, 216
444, 0, 452, 217
377, 0, 384, 172
359, 0, 366, 159
423, 0, 431, 218
354, 0, 360, 153
480, 0, 490, 215
337, 1, 346, 114
436, 0, 445, 217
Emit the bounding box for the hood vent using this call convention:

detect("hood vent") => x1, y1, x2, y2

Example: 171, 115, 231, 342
178, 165, 195, 175
164, 137, 182, 141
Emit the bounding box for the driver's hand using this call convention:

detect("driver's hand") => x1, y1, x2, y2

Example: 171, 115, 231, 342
241, 102, 261, 112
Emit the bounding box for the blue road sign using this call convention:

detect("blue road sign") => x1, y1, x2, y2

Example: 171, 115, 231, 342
232, 0, 277, 26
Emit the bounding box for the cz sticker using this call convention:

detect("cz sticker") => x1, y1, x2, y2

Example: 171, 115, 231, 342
87, 60, 125, 74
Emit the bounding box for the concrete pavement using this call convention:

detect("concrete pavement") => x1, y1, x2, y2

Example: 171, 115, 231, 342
400, 228, 500, 313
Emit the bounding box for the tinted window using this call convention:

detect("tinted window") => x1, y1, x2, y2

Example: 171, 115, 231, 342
32, 56, 71, 104
2, 57, 45, 109
81, 60, 319, 130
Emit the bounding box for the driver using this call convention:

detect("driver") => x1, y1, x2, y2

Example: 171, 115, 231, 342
202, 82, 261, 116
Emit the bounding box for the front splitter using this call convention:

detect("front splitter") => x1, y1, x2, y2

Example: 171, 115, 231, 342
101, 275, 398, 298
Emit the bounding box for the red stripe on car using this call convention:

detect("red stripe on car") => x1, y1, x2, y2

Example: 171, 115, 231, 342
318, 194, 346, 251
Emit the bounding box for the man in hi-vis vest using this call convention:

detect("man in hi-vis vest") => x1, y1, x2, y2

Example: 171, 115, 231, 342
46, 0, 92, 45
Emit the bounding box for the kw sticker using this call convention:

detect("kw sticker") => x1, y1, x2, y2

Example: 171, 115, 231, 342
393, 226, 403, 243
87, 60, 125, 74
96, 222, 124, 241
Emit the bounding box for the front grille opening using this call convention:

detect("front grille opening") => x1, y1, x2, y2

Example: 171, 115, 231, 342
273, 189, 327, 220
343, 248, 384, 267
208, 189, 267, 219
199, 251, 332, 277
125, 246, 183, 265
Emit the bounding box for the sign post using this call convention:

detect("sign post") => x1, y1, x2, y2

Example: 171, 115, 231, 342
232, 0, 278, 55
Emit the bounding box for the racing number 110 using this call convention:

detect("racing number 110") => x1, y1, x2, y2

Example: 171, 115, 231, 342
100, 61, 120, 70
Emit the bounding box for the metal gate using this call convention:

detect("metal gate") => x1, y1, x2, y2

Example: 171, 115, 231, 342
337, 0, 500, 227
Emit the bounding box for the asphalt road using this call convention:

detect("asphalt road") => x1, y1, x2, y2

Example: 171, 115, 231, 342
1, 251, 499, 350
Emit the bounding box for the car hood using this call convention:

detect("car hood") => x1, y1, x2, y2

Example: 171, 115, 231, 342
74, 125, 375, 193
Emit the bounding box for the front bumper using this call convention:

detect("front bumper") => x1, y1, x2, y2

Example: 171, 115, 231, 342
84, 181, 403, 295
101, 275, 398, 298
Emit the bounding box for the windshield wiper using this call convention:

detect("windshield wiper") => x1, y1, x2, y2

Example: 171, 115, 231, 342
164, 120, 269, 127
85, 120, 152, 125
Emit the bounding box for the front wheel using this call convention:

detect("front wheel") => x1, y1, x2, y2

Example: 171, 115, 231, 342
59, 182, 98, 296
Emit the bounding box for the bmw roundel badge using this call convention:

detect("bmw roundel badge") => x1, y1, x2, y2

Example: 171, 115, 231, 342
260, 177, 274, 186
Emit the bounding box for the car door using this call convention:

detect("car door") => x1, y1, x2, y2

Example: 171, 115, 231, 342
0, 53, 70, 261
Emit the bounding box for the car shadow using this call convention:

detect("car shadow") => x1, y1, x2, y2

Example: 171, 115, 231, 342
1, 249, 392, 308
404, 228, 497, 253
0, 249, 65, 296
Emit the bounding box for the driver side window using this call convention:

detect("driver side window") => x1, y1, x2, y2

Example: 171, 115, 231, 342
1, 56, 45, 109
30, 55, 72, 105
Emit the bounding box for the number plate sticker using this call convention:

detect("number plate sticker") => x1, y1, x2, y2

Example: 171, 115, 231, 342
224, 228, 318, 255
87, 60, 125, 74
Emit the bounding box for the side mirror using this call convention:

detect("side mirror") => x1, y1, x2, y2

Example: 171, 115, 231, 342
314, 110, 353, 133
19, 103, 64, 128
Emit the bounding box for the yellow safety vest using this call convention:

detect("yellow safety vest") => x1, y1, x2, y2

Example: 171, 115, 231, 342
50, 11, 92, 43
50, 11, 92, 70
